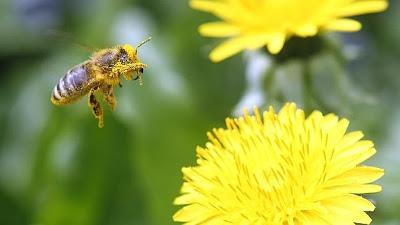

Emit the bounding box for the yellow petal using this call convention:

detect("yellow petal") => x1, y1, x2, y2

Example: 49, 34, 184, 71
338, 0, 389, 17
190, 0, 235, 20
199, 22, 240, 37
209, 39, 246, 62
324, 194, 376, 212
314, 183, 381, 201
325, 166, 384, 187
173, 204, 215, 222
323, 198, 372, 224
209, 35, 269, 62
335, 131, 364, 152
267, 33, 286, 54
295, 23, 318, 37
302, 211, 332, 225
326, 119, 349, 150
190, 0, 224, 12
331, 147, 377, 176
325, 19, 362, 32
326, 184, 382, 194
174, 192, 204, 205
347, 194, 376, 212
336, 140, 374, 159
354, 211, 372, 224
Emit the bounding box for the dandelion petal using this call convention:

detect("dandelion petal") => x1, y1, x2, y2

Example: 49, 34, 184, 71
199, 22, 240, 37
325, 19, 362, 32
210, 35, 268, 62
338, 0, 389, 17
267, 33, 285, 54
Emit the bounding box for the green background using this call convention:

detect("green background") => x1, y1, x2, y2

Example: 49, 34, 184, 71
0, 0, 399, 224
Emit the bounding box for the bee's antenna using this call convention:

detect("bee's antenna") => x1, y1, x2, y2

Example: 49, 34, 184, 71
135, 37, 152, 54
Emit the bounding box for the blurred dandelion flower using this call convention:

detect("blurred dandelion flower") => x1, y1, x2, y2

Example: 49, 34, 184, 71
191, 0, 388, 62
173, 103, 383, 225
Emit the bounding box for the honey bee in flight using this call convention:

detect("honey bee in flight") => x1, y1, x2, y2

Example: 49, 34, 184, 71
51, 37, 151, 128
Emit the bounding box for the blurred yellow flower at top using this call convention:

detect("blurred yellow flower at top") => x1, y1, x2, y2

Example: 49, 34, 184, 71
191, 0, 388, 62
173, 103, 384, 225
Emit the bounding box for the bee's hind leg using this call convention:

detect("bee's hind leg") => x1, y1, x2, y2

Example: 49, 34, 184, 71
88, 87, 104, 128
101, 85, 116, 111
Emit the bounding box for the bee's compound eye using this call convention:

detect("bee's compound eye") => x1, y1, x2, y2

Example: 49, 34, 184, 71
139, 68, 144, 73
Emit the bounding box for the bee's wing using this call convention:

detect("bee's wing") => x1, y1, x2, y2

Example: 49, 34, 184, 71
45, 29, 99, 52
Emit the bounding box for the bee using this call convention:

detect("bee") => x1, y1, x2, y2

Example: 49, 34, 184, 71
51, 37, 151, 128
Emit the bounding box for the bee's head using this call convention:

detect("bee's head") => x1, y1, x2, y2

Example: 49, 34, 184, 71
117, 38, 151, 85
121, 44, 138, 63
121, 37, 151, 64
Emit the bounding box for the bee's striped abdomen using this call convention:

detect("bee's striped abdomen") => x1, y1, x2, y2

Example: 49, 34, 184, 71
51, 63, 92, 105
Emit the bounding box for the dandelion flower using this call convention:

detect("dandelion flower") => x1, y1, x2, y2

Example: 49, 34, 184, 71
173, 103, 383, 225
191, 0, 388, 62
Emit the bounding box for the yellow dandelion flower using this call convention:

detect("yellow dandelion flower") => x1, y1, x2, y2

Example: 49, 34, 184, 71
191, 0, 388, 62
173, 103, 384, 225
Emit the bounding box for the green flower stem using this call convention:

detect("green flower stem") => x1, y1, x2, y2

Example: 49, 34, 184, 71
302, 60, 313, 113
323, 37, 346, 66
263, 61, 278, 104
302, 58, 336, 113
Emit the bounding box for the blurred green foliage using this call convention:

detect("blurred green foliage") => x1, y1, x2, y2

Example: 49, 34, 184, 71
0, 0, 399, 225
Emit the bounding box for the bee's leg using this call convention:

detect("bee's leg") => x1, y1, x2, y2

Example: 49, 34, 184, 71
138, 75, 144, 86
121, 63, 146, 81
133, 63, 146, 86
101, 85, 116, 111
133, 62, 147, 70
122, 71, 133, 81
88, 87, 104, 128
